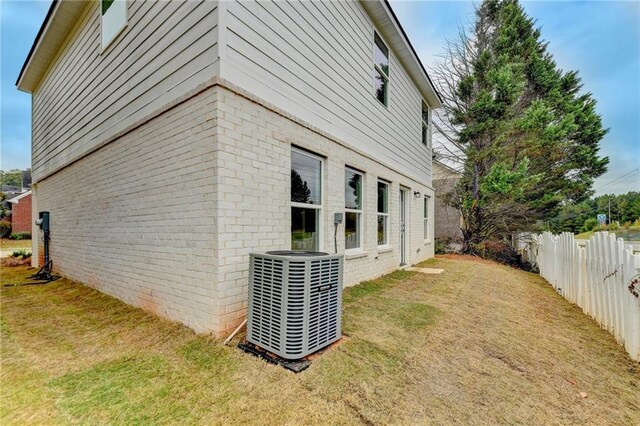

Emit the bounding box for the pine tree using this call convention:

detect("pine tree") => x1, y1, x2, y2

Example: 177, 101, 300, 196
432, 0, 608, 252
291, 169, 311, 204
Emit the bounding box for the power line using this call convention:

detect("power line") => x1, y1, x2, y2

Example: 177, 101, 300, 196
599, 169, 638, 187
597, 169, 639, 192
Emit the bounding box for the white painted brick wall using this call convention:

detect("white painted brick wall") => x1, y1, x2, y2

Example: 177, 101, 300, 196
32, 83, 434, 337
34, 88, 220, 334
214, 86, 434, 332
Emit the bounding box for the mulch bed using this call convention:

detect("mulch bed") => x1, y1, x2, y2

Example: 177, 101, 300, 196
1, 257, 32, 267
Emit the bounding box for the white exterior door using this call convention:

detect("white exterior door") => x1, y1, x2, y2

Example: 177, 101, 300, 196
399, 188, 408, 266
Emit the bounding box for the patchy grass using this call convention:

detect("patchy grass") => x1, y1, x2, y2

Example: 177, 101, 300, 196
0, 238, 31, 251
575, 230, 594, 239
1, 258, 639, 425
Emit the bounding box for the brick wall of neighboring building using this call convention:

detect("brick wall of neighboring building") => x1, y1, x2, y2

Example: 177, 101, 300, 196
10, 193, 32, 233
433, 162, 462, 241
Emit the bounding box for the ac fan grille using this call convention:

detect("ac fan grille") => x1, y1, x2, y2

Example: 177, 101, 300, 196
306, 259, 341, 352
249, 257, 284, 351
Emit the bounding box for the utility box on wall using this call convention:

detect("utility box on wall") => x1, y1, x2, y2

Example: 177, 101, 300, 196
247, 251, 343, 360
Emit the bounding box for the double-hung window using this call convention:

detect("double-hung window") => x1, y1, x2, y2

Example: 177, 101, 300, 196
291, 148, 323, 251
422, 102, 430, 147
345, 168, 363, 251
101, 0, 127, 50
377, 180, 389, 246
424, 195, 431, 241
373, 32, 390, 107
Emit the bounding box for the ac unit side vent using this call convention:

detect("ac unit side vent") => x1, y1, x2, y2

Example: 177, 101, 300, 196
247, 252, 343, 360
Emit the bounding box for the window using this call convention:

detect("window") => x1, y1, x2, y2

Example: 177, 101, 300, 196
291, 148, 323, 251
422, 102, 430, 147
345, 168, 363, 251
373, 32, 389, 107
424, 196, 431, 241
377, 181, 389, 246
101, 0, 127, 50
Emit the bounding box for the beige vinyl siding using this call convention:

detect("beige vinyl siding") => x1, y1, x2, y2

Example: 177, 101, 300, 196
31, 0, 219, 181
220, 0, 432, 185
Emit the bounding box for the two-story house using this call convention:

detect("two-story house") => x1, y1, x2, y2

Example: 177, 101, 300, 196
17, 0, 442, 336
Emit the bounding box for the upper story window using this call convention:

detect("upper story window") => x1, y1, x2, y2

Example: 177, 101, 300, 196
422, 102, 430, 147
374, 32, 389, 107
101, 0, 127, 50
291, 148, 323, 251
345, 168, 364, 251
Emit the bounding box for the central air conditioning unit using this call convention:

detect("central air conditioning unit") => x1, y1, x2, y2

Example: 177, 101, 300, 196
247, 251, 343, 360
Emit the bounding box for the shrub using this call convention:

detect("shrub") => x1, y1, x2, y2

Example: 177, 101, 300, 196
11, 249, 31, 259
608, 221, 619, 231
435, 237, 454, 254
9, 231, 31, 240
0, 220, 10, 238
475, 240, 534, 271
581, 218, 598, 232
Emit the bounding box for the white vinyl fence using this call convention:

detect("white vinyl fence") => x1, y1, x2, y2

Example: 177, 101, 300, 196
535, 231, 640, 361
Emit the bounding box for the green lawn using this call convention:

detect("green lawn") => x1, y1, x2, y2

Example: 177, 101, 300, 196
1, 257, 638, 424
576, 226, 640, 240
575, 230, 596, 239
0, 238, 32, 251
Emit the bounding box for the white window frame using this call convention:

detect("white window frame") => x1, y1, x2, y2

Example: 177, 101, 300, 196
345, 167, 364, 253
424, 195, 431, 243
377, 180, 390, 248
422, 101, 430, 148
373, 31, 390, 108
291, 147, 324, 252
101, 0, 128, 52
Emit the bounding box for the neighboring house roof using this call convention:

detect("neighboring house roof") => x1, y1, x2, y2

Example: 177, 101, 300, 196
1, 185, 22, 193
2, 190, 30, 211
7, 190, 32, 204
16, 0, 443, 107
433, 159, 462, 177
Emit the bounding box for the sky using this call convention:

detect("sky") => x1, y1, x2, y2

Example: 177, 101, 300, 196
1, 0, 639, 196
1, 0, 50, 173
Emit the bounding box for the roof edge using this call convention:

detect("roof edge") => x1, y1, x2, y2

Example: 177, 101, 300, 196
433, 159, 462, 175
7, 190, 33, 204
15, 0, 58, 92
382, 0, 443, 106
